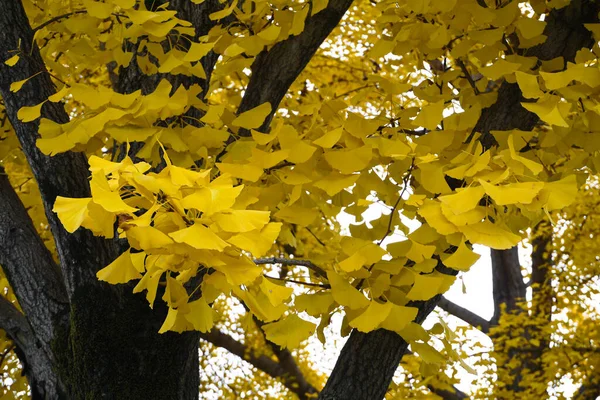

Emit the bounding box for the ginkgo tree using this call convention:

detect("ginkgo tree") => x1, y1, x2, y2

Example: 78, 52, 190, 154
0, 0, 599, 398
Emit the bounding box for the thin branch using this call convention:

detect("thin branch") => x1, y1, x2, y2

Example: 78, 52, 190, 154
32, 10, 127, 33
199, 328, 317, 398
455, 59, 480, 95
33, 10, 87, 32
437, 296, 490, 334
264, 275, 330, 289
252, 317, 319, 400
255, 257, 327, 278
427, 384, 469, 400
0, 166, 69, 352
377, 158, 414, 246
333, 84, 376, 99
0, 295, 61, 395
306, 227, 326, 247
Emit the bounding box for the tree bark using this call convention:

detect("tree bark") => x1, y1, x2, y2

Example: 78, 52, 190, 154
0, 1, 202, 398
320, 1, 599, 398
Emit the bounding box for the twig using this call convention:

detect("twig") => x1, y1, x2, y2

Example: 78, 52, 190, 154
255, 257, 327, 278
263, 274, 330, 289
456, 58, 480, 95
377, 158, 415, 246
33, 11, 127, 33
305, 228, 326, 247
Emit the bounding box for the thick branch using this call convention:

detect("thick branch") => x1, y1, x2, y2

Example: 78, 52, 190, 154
0, 166, 68, 357
437, 297, 490, 333
428, 384, 469, 400
0, 0, 119, 296
490, 247, 526, 324
238, 0, 354, 129
0, 296, 63, 398
319, 291, 442, 400
199, 328, 317, 399
320, 1, 598, 398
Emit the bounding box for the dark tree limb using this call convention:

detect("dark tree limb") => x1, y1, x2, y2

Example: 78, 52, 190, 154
490, 247, 526, 324
199, 328, 318, 399
427, 384, 469, 400
437, 297, 490, 334
319, 1, 599, 398
319, 292, 442, 400
0, 3, 204, 398
238, 0, 355, 129
0, 165, 69, 361
0, 0, 119, 297
0, 295, 63, 398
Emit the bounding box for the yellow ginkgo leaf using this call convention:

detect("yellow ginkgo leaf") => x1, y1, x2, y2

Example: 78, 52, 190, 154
442, 241, 481, 271
184, 298, 214, 332
275, 205, 318, 226
379, 304, 418, 333
90, 173, 137, 214
48, 86, 70, 102
542, 174, 578, 210
327, 271, 369, 310
262, 314, 316, 349
515, 71, 544, 99
17, 101, 45, 122
231, 102, 272, 129
181, 185, 243, 216
260, 278, 293, 307
349, 301, 393, 332
460, 221, 521, 249
5, 54, 19, 66
411, 342, 447, 364
217, 162, 263, 182
313, 127, 343, 148
53, 196, 92, 233
213, 209, 270, 232
324, 146, 372, 174
213, 255, 263, 286
234, 287, 286, 322
294, 293, 334, 317
257, 24, 282, 41
183, 42, 214, 62
162, 276, 188, 309
407, 272, 455, 301
411, 100, 445, 130
96, 249, 142, 284
438, 186, 485, 215
169, 223, 230, 251
10, 73, 40, 93
479, 180, 544, 205
227, 222, 281, 257
126, 226, 174, 250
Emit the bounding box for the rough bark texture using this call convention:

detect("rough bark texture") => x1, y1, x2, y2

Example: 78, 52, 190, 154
0, 296, 60, 399
0, 1, 202, 398
0, 166, 68, 397
238, 0, 355, 128
320, 1, 600, 398
319, 293, 439, 400
490, 247, 526, 324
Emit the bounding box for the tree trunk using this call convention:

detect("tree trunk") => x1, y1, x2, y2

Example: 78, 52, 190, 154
55, 284, 201, 399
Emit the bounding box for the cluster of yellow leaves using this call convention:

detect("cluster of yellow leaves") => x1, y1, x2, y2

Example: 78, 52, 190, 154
8, 0, 600, 383
52, 151, 294, 335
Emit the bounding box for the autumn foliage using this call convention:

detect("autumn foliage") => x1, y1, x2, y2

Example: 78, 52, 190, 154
0, 0, 600, 398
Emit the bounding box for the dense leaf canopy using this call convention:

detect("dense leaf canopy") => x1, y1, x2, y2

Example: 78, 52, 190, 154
1, 0, 600, 398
